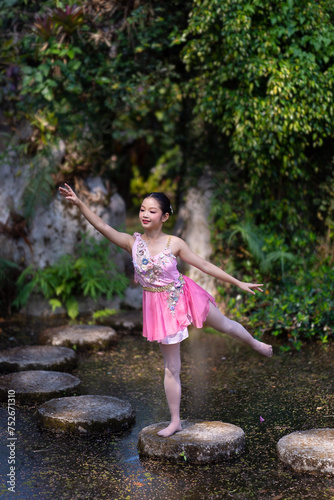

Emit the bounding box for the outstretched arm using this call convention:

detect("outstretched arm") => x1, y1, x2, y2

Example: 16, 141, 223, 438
175, 238, 263, 295
59, 184, 134, 254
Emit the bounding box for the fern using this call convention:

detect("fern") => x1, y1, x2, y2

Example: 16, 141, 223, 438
12, 234, 129, 319
228, 220, 265, 264
260, 251, 301, 277
0, 258, 19, 280
65, 296, 79, 320
228, 219, 299, 277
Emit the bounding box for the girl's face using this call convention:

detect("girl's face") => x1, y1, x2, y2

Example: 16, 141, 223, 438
139, 198, 168, 229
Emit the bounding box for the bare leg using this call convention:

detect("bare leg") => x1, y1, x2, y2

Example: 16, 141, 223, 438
158, 343, 183, 437
205, 302, 273, 357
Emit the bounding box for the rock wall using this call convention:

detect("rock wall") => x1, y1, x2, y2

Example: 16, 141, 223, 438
0, 144, 218, 315
174, 173, 216, 297
0, 148, 126, 271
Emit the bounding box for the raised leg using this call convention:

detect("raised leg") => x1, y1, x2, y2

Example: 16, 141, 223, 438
205, 302, 273, 357
158, 343, 183, 437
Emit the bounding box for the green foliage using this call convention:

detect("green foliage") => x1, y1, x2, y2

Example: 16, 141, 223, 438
0, 258, 19, 278
2, 0, 191, 199
220, 260, 334, 351
182, 0, 334, 228
183, 0, 334, 164
130, 145, 181, 206
1, 0, 334, 349
12, 235, 129, 319
211, 175, 333, 349
90, 308, 117, 325
227, 219, 300, 278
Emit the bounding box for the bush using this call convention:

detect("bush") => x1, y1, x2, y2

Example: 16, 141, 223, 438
220, 259, 334, 351
12, 234, 129, 319
182, 0, 334, 232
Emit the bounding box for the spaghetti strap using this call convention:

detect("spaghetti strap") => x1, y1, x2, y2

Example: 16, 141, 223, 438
166, 235, 172, 249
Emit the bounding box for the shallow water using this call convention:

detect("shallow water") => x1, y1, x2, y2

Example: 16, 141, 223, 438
0, 318, 333, 500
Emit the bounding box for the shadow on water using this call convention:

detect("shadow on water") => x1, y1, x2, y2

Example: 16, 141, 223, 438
0, 318, 334, 499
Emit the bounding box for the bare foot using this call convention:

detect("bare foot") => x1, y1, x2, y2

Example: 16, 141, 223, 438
157, 421, 182, 438
254, 340, 273, 357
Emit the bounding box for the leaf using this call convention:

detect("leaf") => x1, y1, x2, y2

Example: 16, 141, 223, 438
228, 220, 265, 264
55, 284, 65, 296
155, 110, 164, 121
65, 296, 79, 320
35, 72, 44, 83
260, 251, 300, 276
68, 60, 81, 71
41, 86, 54, 101
0, 258, 19, 270
49, 298, 62, 311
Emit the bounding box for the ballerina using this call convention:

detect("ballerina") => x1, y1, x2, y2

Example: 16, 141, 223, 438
59, 184, 272, 438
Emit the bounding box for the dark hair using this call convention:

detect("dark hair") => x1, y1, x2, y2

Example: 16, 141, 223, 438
144, 192, 173, 215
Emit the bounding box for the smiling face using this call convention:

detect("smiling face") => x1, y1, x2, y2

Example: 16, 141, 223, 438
139, 197, 169, 229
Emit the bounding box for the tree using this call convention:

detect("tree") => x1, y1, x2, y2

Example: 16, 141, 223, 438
181, 0, 334, 231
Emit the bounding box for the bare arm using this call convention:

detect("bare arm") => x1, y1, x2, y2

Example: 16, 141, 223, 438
59, 184, 134, 253
174, 237, 263, 295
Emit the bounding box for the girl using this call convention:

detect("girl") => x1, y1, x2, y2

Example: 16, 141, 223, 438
59, 184, 272, 438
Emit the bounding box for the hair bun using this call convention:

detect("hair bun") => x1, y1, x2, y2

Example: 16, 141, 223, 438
145, 192, 173, 215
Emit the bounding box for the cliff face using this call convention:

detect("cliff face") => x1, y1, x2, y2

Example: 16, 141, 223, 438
0, 150, 126, 272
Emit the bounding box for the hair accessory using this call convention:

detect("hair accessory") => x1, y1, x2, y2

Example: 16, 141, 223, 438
170, 204, 174, 214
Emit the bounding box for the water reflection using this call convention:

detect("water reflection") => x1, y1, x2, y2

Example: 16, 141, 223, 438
0, 318, 333, 499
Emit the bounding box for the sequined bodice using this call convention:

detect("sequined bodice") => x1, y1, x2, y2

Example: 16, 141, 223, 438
132, 232, 181, 288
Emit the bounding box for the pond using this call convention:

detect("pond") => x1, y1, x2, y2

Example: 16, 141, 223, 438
0, 317, 333, 500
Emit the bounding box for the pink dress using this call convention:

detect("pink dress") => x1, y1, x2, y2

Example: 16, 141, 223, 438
132, 233, 217, 343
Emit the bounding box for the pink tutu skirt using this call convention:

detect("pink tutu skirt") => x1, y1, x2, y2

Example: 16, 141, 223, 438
142, 276, 216, 342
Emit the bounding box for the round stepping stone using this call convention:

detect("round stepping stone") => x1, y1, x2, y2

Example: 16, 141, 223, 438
39, 324, 118, 351
0, 346, 77, 373
138, 420, 245, 463
109, 312, 143, 333
277, 428, 334, 474
38, 395, 136, 434
0, 371, 81, 403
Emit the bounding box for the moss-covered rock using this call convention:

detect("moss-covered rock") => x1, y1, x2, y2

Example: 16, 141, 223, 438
0, 346, 77, 373
277, 428, 334, 474
0, 370, 81, 403
38, 395, 136, 434
39, 324, 118, 351
138, 420, 245, 463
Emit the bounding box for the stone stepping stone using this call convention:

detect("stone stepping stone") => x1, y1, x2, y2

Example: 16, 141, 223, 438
38, 395, 136, 434
108, 312, 143, 333
138, 420, 245, 463
0, 346, 77, 373
0, 371, 81, 403
39, 324, 118, 351
277, 428, 334, 474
